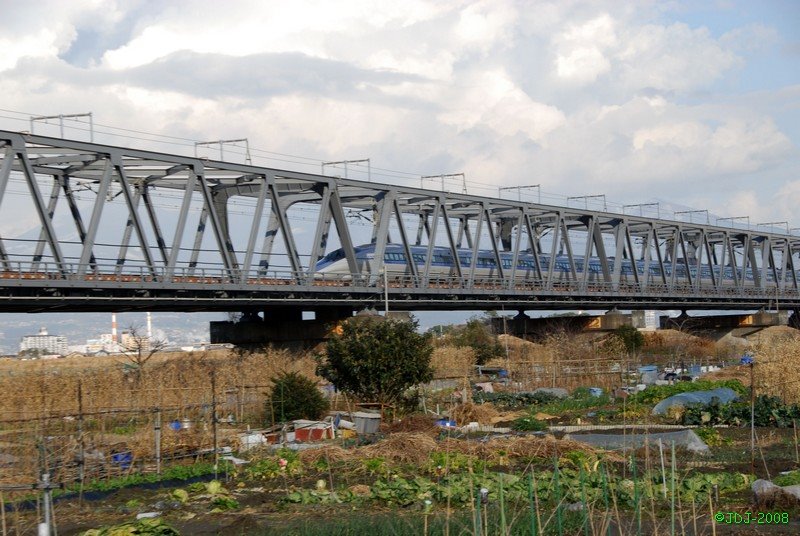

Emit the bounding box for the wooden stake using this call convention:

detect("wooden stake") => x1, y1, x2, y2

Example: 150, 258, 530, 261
77, 381, 85, 505
211, 369, 218, 479
708, 489, 716, 536
1, 490, 7, 536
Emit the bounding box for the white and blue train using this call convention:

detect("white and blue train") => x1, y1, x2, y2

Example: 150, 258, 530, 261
314, 243, 777, 284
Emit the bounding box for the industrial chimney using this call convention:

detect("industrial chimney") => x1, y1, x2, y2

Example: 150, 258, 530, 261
147, 312, 152, 340
111, 313, 118, 343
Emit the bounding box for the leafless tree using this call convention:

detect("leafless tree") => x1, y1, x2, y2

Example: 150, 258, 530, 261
121, 324, 168, 382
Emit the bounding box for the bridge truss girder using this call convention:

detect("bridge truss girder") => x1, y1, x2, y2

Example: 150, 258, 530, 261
0, 130, 799, 312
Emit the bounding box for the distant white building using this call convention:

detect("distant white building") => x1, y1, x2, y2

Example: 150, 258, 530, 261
20, 327, 68, 356
85, 333, 121, 354
120, 331, 151, 353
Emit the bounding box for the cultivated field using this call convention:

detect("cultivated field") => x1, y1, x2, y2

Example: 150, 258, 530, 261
1, 327, 800, 535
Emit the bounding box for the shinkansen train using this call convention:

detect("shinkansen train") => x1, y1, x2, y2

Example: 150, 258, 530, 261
315, 243, 778, 283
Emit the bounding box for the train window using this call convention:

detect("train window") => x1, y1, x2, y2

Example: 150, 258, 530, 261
412, 254, 425, 263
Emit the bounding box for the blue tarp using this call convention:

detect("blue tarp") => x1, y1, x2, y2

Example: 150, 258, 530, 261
652, 387, 739, 415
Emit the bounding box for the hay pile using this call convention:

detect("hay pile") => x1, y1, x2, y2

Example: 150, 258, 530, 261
751, 336, 800, 404
450, 402, 499, 425
706, 335, 800, 403
440, 435, 624, 464
430, 346, 476, 379
361, 432, 438, 464
496, 335, 553, 364
385, 414, 439, 436
299, 445, 353, 465
747, 326, 800, 345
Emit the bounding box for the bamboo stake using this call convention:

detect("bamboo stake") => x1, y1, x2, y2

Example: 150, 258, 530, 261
468, 466, 477, 536
670, 441, 676, 536
445, 441, 451, 536
579, 466, 590, 536
499, 475, 507, 536
554, 457, 563, 536
677, 477, 686, 536
211, 369, 218, 480
708, 489, 716, 536
1, 490, 7, 536
631, 453, 641, 536
77, 381, 85, 505
606, 465, 623, 536
531, 467, 542, 535
600, 462, 610, 536
658, 439, 668, 499
793, 419, 799, 465
528, 472, 538, 536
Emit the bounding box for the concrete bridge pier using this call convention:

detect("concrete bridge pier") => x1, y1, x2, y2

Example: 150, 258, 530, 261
210, 306, 353, 347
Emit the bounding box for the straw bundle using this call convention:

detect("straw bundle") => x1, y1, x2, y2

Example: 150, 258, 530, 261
450, 402, 499, 425
751, 335, 800, 403
385, 414, 439, 436
439, 435, 624, 464
361, 432, 438, 464
430, 346, 476, 379
298, 445, 353, 465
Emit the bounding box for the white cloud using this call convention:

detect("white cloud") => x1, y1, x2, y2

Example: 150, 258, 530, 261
0, 0, 795, 227
438, 69, 565, 143
554, 14, 616, 84
616, 22, 740, 92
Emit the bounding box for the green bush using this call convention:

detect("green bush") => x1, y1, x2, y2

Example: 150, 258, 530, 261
613, 325, 645, 353
511, 415, 548, 431
449, 318, 504, 365
318, 318, 433, 404
473, 391, 559, 409
268, 371, 329, 424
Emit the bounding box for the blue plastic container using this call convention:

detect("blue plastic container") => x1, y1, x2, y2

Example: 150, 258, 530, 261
111, 451, 132, 470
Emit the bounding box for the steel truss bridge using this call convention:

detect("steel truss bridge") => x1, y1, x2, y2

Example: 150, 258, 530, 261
0, 129, 798, 313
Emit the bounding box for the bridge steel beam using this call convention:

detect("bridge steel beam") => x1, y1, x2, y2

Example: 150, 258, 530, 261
2, 129, 800, 312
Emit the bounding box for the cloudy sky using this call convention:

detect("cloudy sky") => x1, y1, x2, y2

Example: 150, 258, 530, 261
1, 0, 798, 221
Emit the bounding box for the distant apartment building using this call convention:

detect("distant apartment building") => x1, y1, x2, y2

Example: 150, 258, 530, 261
84, 333, 121, 354
120, 331, 151, 353
19, 327, 68, 356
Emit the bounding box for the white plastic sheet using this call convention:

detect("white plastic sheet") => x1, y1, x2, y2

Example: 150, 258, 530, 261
651, 388, 739, 416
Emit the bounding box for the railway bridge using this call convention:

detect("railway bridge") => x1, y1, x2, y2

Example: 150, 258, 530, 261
0, 130, 799, 339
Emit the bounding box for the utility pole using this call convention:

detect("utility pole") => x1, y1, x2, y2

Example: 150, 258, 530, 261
567, 194, 607, 211
756, 221, 790, 234
674, 209, 709, 224
622, 202, 660, 218
421, 173, 466, 194
30, 112, 94, 141
499, 184, 541, 203
195, 139, 252, 164
718, 216, 750, 230
322, 159, 371, 181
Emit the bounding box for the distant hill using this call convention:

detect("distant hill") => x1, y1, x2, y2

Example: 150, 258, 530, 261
0, 312, 226, 354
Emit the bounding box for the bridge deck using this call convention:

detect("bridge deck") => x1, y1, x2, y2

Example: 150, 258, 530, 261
0, 130, 799, 313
